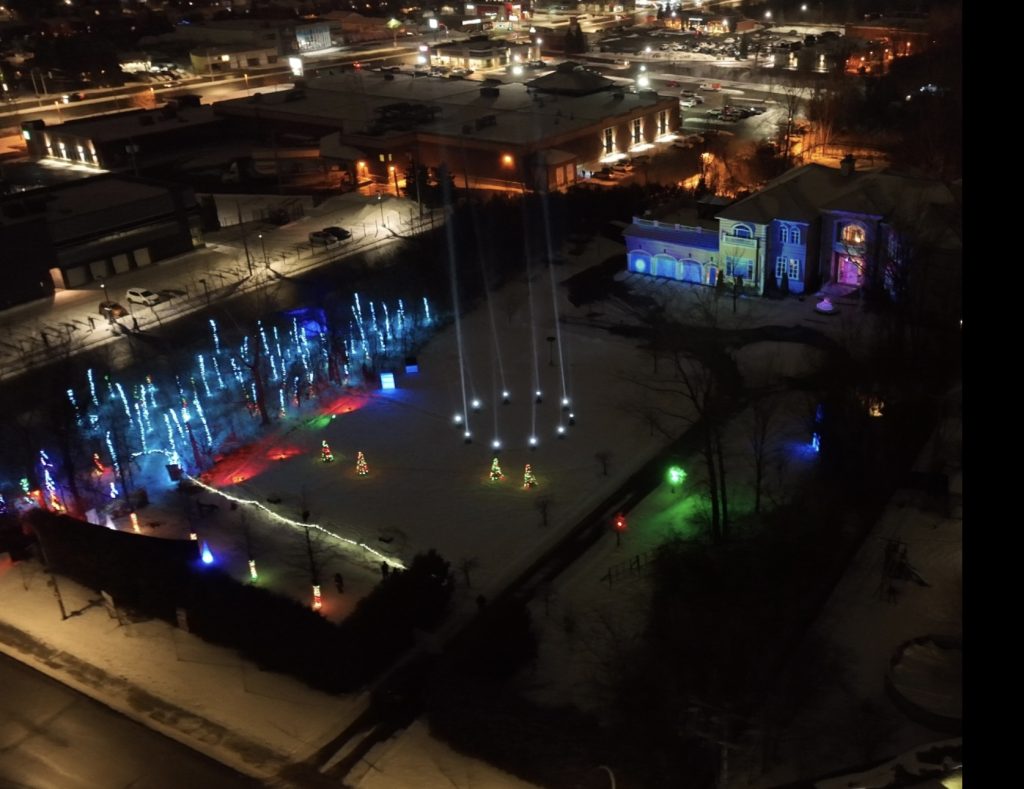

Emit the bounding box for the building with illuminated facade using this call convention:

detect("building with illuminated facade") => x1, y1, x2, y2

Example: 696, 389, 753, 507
213, 63, 679, 192
624, 158, 961, 318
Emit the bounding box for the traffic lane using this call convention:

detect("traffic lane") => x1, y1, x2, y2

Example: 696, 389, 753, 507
0, 653, 261, 789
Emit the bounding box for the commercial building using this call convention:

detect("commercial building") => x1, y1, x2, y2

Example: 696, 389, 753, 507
21, 105, 224, 172
214, 63, 679, 192
0, 175, 204, 306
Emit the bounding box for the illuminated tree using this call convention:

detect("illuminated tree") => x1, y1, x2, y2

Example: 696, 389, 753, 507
489, 457, 504, 482
321, 440, 334, 463
523, 463, 537, 489
355, 450, 369, 476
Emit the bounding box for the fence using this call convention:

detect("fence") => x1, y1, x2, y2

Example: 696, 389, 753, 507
601, 549, 660, 587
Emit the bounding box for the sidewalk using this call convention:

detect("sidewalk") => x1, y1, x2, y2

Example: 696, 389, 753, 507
0, 550, 549, 788
0, 194, 431, 383
0, 553, 360, 786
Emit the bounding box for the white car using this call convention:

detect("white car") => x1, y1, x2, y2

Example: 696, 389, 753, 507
126, 288, 160, 306
680, 95, 705, 107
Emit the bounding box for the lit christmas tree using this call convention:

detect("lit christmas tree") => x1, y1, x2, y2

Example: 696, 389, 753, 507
321, 439, 334, 463
523, 463, 537, 489
355, 451, 369, 476
489, 457, 504, 482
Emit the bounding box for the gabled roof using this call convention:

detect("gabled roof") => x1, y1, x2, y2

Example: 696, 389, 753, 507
717, 163, 960, 242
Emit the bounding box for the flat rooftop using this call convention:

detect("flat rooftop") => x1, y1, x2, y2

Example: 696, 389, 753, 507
40, 106, 220, 144
215, 71, 673, 149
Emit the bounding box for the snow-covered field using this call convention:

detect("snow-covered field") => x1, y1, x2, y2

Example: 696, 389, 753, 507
132, 236, 698, 622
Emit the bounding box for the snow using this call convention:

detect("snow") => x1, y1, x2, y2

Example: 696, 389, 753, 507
1, 224, 960, 785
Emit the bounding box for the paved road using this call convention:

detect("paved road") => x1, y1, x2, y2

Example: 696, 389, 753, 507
0, 652, 262, 789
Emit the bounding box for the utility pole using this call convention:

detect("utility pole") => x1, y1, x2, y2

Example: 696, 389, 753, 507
236, 201, 253, 276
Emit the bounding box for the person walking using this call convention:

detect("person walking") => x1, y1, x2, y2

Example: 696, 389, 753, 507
334, 572, 345, 593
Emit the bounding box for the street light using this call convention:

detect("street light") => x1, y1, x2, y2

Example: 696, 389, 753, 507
764, 9, 772, 18
258, 233, 268, 269
377, 192, 385, 225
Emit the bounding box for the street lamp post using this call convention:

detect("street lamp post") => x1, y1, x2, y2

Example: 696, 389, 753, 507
377, 192, 385, 225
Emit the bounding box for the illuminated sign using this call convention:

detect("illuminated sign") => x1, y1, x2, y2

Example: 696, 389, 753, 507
288, 56, 304, 77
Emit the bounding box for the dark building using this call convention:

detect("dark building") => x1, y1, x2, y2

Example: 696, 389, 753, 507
20, 104, 224, 173
0, 175, 204, 306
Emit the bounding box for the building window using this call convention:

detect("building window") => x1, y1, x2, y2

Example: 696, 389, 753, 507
791, 227, 801, 244
726, 257, 752, 279
779, 226, 789, 244
632, 117, 642, 144
775, 256, 786, 277
788, 258, 801, 279
658, 110, 669, 135
841, 223, 865, 245
603, 127, 614, 154
267, 55, 279, 64
247, 57, 260, 67
733, 224, 752, 238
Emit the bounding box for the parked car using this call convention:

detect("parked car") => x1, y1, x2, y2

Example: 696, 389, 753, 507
527, 60, 548, 68
309, 231, 339, 247
322, 226, 352, 241
99, 301, 128, 318
680, 95, 704, 107
126, 288, 160, 306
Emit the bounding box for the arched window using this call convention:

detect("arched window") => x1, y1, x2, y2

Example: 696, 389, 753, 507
733, 224, 753, 238
779, 226, 789, 244
841, 223, 866, 245
791, 227, 801, 245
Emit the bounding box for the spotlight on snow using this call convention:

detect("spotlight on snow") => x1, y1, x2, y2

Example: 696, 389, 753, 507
453, 413, 464, 425
492, 439, 502, 451
528, 436, 538, 449
568, 412, 576, 426
561, 397, 570, 409
502, 390, 511, 404
535, 390, 543, 403
464, 430, 472, 444
472, 398, 482, 411
556, 425, 566, 438
200, 542, 215, 565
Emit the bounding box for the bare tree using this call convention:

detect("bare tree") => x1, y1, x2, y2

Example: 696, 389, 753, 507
624, 290, 738, 543
236, 326, 272, 427
459, 556, 480, 589
748, 392, 782, 515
